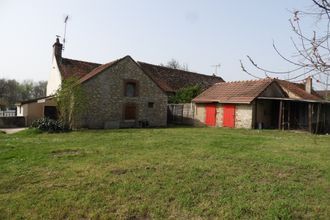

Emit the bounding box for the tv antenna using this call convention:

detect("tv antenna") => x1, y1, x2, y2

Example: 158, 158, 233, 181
63, 15, 70, 50
211, 64, 221, 76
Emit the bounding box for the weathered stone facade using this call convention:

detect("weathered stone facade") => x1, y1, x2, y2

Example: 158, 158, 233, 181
76, 57, 168, 129
235, 104, 253, 128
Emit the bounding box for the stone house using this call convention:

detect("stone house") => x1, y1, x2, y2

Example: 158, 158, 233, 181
16, 38, 223, 128
193, 78, 330, 133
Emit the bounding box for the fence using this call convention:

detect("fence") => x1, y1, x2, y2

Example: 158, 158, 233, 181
0, 116, 25, 128
167, 103, 195, 125
0, 110, 16, 117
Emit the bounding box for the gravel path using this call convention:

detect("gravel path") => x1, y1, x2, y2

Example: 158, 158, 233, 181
0, 128, 27, 134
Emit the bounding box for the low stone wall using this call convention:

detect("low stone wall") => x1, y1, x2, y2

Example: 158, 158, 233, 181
0, 117, 26, 128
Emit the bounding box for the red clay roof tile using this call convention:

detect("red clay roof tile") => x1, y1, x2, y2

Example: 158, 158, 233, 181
275, 79, 322, 100
193, 78, 323, 104
193, 78, 273, 104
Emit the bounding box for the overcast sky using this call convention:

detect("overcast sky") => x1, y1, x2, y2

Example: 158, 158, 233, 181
0, 0, 318, 84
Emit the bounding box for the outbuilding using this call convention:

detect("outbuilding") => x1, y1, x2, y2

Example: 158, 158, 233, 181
193, 78, 330, 133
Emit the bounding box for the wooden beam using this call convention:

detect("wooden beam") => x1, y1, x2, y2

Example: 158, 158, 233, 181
278, 100, 282, 130
308, 103, 312, 133
315, 103, 321, 134
288, 102, 291, 130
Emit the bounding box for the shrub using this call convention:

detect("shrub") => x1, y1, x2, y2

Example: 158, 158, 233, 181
169, 84, 202, 104
31, 117, 69, 133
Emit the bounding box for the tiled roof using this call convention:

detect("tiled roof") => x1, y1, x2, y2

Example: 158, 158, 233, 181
193, 78, 273, 104
193, 78, 324, 104
137, 62, 224, 93
58, 57, 101, 79
275, 79, 322, 100
57, 55, 223, 93
316, 90, 330, 100
78, 56, 127, 84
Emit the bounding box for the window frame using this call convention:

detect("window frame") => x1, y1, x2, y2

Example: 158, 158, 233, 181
124, 79, 139, 97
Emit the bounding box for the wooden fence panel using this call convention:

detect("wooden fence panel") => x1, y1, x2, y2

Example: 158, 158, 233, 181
167, 103, 195, 125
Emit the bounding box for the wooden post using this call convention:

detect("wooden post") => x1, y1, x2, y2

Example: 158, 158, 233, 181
278, 100, 283, 130
315, 103, 321, 134
288, 102, 291, 130
254, 101, 258, 129
282, 101, 285, 130
308, 103, 313, 133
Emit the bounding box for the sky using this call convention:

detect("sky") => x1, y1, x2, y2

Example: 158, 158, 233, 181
0, 0, 320, 85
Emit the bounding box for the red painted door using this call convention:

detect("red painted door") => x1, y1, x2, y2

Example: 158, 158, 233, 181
223, 104, 235, 128
205, 104, 216, 126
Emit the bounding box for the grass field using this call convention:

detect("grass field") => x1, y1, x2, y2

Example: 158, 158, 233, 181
0, 128, 329, 219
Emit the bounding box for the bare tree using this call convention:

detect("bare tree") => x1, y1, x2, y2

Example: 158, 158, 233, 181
241, 0, 330, 99
161, 59, 189, 71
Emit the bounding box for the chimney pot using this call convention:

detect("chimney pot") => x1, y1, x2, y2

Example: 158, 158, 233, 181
53, 37, 63, 61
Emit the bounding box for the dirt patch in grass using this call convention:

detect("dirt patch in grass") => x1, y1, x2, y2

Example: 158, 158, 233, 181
51, 149, 83, 157
110, 168, 128, 175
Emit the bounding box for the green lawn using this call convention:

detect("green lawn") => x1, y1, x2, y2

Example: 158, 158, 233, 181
0, 128, 329, 219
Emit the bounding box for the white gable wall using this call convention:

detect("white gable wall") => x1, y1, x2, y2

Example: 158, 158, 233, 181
46, 57, 62, 96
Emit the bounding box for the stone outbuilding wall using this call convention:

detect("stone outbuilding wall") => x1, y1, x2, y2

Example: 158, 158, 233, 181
194, 103, 253, 129
77, 56, 168, 129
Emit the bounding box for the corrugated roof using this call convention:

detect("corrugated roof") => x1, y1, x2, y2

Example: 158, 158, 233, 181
15, 95, 55, 105
137, 62, 224, 93
193, 78, 273, 104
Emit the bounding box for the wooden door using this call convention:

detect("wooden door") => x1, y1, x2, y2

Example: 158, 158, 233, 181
223, 104, 235, 128
205, 104, 216, 126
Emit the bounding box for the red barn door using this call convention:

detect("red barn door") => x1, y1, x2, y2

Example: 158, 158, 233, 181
223, 104, 235, 128
205, 104, 216, 126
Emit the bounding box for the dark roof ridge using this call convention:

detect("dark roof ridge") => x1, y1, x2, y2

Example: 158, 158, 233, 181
61, 57, 102, 66
137, 61, 223, 79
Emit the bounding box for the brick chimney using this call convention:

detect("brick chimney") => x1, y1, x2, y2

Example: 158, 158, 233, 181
305, 76, 312, 94
53, 37, 63, 61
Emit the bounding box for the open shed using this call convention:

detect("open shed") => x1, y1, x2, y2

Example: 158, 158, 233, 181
193, 78, 330, 133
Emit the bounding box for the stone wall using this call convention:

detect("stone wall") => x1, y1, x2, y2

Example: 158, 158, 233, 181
194, 103, 224, 127
194, 103, 206, 126
194, 103, 253, 129
78, 57, 168, 129
235, 104, 253, 128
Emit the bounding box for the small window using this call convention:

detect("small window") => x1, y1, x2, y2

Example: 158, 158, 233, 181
124, 81, 138, 97
124, 104, 137, 120
148, 102, 154, 108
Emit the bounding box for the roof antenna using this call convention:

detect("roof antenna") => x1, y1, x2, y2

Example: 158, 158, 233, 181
211, 64, 221, 76
63, 15, 70, 50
